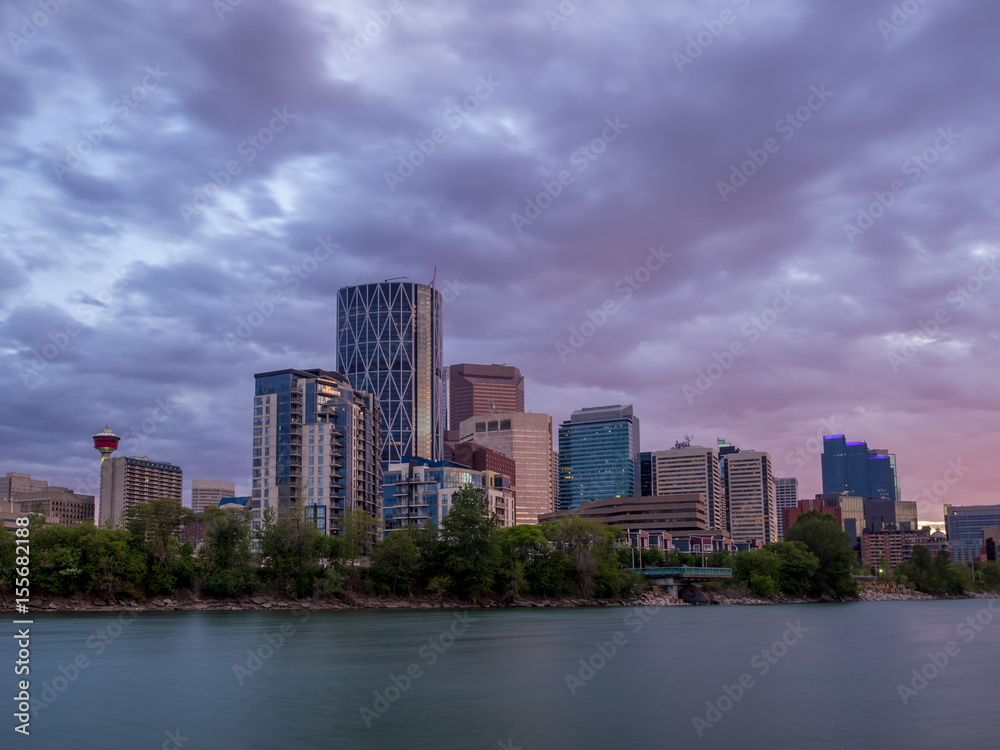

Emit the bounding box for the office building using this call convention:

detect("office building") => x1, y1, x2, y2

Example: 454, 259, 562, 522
459, 412, 555, 525
448, 442, 516, 486
821, 435, 900, 501
12, 488, 95, 526
99, 456, 183, 527
724, 451, 777, 544
253, 368, 382, 535
558, 405, 640, 512
648, 440, 726, 531
865, 500, 918, 533
0, 472, 49, 501
383, 457, 513, 532
638, 452, 654, 497
539, 493, 709, 537
945, 504, 1000, 546
782, 498, 842, 537
446, 363, 524, 431
191, 479, 237, 514
775, 477, 798, 539
337, 281, 444, 463
818, 493, 865, 547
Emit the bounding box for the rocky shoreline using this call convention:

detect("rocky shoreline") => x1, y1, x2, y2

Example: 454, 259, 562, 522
3, 586, 996, 613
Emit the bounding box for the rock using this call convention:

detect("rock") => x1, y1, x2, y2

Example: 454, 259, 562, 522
92, 598, 106, 607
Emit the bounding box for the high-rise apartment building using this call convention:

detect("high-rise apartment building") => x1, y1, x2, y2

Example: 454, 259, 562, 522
337, 281, 444, 464
821, 435, 900, 501
253, 368, 382, 535
99, 456, 183, 527
0, 472, 49, 501
558, 405, 640, 512
775, 477, 799, 539
459, 412, 554, 525
648, 440, 726, 531
724, 451, 777, 544
446, 363, 524, 431
191, 479, 236, 514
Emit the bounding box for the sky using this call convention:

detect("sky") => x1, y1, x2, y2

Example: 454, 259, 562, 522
1, 0, 998, 519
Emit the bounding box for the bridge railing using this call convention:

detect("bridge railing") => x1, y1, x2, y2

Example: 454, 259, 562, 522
631, 567, 732, 577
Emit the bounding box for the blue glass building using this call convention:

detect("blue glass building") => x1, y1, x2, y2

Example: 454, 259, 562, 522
945, 504, 1000, 546
337, 282, 444, 464
821, 435, 899, 501
558, 405, 640, 511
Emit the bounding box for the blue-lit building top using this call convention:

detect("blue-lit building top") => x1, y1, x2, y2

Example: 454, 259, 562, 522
821, 435, 899, 501
337, 282, 444, 465
558, 404, 640, 511
945, 504, 1000, 547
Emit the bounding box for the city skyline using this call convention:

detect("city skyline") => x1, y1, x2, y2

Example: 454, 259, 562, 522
2, 2, 999, 520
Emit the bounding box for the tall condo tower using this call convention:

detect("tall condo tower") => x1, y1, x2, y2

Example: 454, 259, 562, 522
337, 281, 444, 464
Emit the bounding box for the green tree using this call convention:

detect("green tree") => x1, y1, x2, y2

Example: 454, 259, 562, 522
257, 505, 324, 598
370, 530, 420, 595
198, 506, 256, 598
497, 524, 551, 598
765, 541, 820, 596
732, 549, 781, 597
785, 511, 858, 597
541, 518, 633, 598
438, 485, 501, 599
338, 509, 381, 591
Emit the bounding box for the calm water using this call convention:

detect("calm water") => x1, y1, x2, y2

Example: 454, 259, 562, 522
10, 600, 1000, 748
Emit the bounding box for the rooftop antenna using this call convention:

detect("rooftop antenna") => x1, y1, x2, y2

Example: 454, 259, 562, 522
429, 266, 437, 289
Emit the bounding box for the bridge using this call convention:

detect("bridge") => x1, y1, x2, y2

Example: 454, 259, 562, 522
630, 567, 732, 602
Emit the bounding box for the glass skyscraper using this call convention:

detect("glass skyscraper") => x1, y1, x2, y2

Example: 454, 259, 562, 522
558, 405, 639, 511
821, 435, 899, 501
337, 282, 444, 464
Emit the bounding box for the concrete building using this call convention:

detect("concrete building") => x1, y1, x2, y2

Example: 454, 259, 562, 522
538, 493, 709, 537
865, 500, 918, 533
724, 451, 777, 544
0, 472, 49, 501
1, 502, 57, 530
99, 456, 183, 527
459, 412, 555, 525
253, 368, 382, 536
12, 488, 95, 526
775, 477, 798, 540
446, 363, 524, 431
558, 405, 640, 511
448, 443, 516, 486
383, 457, 514, 533
191, 479, 237, 514
817, 492, 865, 548
862, 529, 948, 568
337, 281, 444, 463
647, 440, 727, 532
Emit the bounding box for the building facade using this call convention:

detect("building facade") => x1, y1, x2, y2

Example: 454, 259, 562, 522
648, 441, 726, 531
539, 493, 709, 537
459, 412, 554, 525
558, 405, 640, 512
945, 504, 1000, 546
864, 500, 918, 533
782, 498, 842, 537
253, 368, 382, 535
724, 451, 777, 544
817, 492, 865, 547
191, 479, 236, 514
0, 472, 48, 501
383, 458, 513, 533
13, 488, 95, 526
446, 363, 524, 431
775, 477, 798, 540
862, 529, 948, 568
821, 435, 900, 501
337, 281, 444, 463
99, 456, 183, 527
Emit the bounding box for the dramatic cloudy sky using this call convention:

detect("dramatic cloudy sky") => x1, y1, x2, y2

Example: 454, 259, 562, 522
2, 0, 997, 519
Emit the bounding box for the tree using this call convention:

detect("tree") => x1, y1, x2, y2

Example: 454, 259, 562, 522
370, 530, 419, 595
257, 505, 324, 598
765, 541, 820, 596
438, 485, 501, 600
198, 506, 256, 597
540, 518, 634, 598
339, 509, 381, 591
126, 498, 195, 566
785, 511, 858, 597
732, 549, 781, 597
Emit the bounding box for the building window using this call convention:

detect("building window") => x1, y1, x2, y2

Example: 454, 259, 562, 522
500, 419, 511, 430
488, 421, 499, 431
476, 422, 486, 432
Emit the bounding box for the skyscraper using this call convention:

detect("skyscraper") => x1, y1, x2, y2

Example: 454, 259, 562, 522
337, 281, 444, 464
648, 440, 727, 531
725, 450, 777, 544
558, 405, 640, 512
446, 363, 524, 431
253, 368, 382, 534
99, 456, 183, 527
775, 477, 799, 539
191, 479, 237, 514
459, 412, 554, 525
821, 435, 900, 501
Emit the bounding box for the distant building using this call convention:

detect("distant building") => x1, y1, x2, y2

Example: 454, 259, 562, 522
383, 457, 513, 533
782, 498, 842, 537
982, 526, 1000, 562
818, 492, 865, 548
865, 500, 918, 533
821, 435, 900, 501
337, 281, 444, 463
446, 363, 524, 431
191, 479, 236, 514
1, 502, 57, 531
775, 477, 799, 539
862, 529, 948, 568
638, 452, 654, 497
13, 488, 95, 526
539, 493, 709, 537
0, 472, 48, 501
725, 451, 777, 544
945, 504, 1000, 546
459, 412, 554, 525
448, 442, 516, 485
558, 405, 640, 512
647, 440, 726, 531
99, 456, 183, 527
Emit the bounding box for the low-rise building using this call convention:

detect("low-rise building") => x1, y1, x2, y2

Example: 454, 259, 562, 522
782, 499, 842, 537
862, 529, 948, 567
12, 487, 95, 526
538, 494, 714, 537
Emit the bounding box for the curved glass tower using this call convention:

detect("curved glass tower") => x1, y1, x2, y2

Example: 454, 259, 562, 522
337, 281, 444, 464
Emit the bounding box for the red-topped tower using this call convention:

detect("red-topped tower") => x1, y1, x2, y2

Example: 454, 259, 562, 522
92, 425, 121, 464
